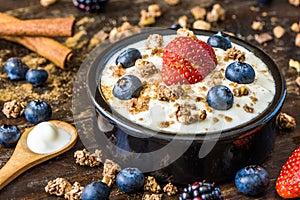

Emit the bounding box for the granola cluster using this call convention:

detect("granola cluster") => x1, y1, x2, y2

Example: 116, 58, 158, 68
176, 103, 207, 125
142, 193, 163, 200
102, 159, 121, 187
139, 4, 162, 26
135, 59, 159, 77
144, 176, 161, 194
163, 182, 178, 196
2, 100, 27, 119
276, 112, 297, 129
74, 149, 102, 167
224, 47, 246, 62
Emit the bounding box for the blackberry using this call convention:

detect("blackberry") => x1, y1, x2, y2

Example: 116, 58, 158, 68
73, 0, 109, 12
179, 181, 224, 200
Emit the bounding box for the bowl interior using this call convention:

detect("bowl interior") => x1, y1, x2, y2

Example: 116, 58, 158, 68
87, 28, 286, 141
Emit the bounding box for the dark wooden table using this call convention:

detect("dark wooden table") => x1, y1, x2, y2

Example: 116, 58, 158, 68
0, 0, 299, 199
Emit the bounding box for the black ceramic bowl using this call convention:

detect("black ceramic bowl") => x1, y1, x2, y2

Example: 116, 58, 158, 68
84, 28, 286, 184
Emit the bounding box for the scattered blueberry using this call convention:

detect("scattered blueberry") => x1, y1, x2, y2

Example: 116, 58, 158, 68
116, 167, 144, 193
179, 181, 224, 200
116, 48, 142, 68
24, 100, 52, 124
207, 32, 232, 51
225, 62, 256, 84
235, 165, 269, 196
73, 0, 109, 12
0, 124, 21, 147
112, 75, 143, 100
206, 85, 234, 110
4, 57, 29, 80
82, 181, 110, 200
170, 24, 183, 30
25, 69, 48, 87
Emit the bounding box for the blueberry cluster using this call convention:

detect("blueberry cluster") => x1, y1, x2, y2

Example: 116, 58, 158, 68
179, 181, 224, 200
73, 0, 109, 12
4, 57, 48, 87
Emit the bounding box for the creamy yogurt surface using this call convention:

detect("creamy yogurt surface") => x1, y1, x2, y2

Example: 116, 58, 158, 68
100, 33, 275, 134
27, 121, 71, 154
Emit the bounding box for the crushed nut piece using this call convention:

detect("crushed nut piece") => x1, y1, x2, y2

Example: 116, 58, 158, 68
148, 4, 162, 17
45, 178, 72, 196
289, 0, 300, 7
112, 64, 126, 78
254, 33, 273, 44
165, 0, 180, 6
64, 182, 84, 200
176, 28, 196, 38
276, 112, 297, 129
243, 104, 254, 113
102, 159, 121, 187
109, 22, 140, 43
224, 47, 246, 62
139, 10, 156, 26
145, 34, 164, 49
206, 4, 226, 22
178, 15, 189, 28
2, 100, 27, 119
193, 20, 211, 30
158, 85, 178, 102
290, 22, 300, 33
128, 96, 150, 114
190, 6, 206, 20
144, 176, 161, 193
142, 193, 163, 200
289, 59, 300, 72
135, 59, 158, 77
40, 0, 56, 7
251, 21, 263, 31
273, 26, 285, 39
163, 183, 178, 196
233, 86, 249, 97
176, 104, 206, 125
295, 33, 300, 47
74, 149, 102, 167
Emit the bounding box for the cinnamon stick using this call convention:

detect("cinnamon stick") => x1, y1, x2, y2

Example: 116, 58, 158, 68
0, 17, 75, 37
0, 13, 73, 69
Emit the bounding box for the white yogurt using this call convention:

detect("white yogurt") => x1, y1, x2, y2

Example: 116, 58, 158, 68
100, 34, 275, 134
27, 122, 71, 154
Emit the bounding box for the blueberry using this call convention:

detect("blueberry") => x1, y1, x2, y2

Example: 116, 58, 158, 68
82, 182, 110, 200
116, 167, 144, 193
170, 24, 183, 30
0, 124, 21, 147
24, 100, 52, 124
225, 62, 255, 84
4, 57, 29, 80
112, 75, 143, 100
235, 165, 269, 196
206, 85, 234, 110
26, 69, 48, 86
116, 48, 142, 68
207, 32, 232, 51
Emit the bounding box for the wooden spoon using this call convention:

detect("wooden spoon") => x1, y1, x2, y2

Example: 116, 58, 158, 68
0, 120, 78, 190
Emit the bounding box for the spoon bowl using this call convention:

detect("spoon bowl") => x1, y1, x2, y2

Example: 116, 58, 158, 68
0, 120, 78, 190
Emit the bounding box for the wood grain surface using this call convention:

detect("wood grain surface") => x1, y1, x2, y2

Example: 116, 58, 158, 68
0, 0, 299, 199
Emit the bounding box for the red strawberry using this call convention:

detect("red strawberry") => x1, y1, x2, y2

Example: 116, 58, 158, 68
276, 146, 300, 199
162, 36, 217, 85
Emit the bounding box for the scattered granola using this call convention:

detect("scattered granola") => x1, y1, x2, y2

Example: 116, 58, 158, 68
45, 178, 72, 196
142, 193, 163, 200
233, 86, 249, 97
135, 59, 159, 77
74, 149, 102, 167
290, 22, 300, 33
111, 64, 126, 78
144, 176, 161, 193
176, 28, 195, 38
251, 21, 264, 31
295, 33, 300, 47
243, 104, 254, 113
2, 100, 27, 118
176, 103, 206, 125
206, 4, 226, 22
273, 26, 285, 39
224, 47, 246, 62
163, 182, 178, 196
254, 33, 273, 44
289, 59, 300, 72
158, 85, 178, 102
165, 0, 180, 6
145, 34, 164, 50
148, 4, 162, 17
40, 0, 56, 7
102, 159, 121, 187
88, 29, 109, 51
128, 96, 150, 114
276, 112, 297, 129
190, 6, 206, 20
178, 15, 189, 28
64, 182, 84, 200
193, 20, 211, 30
109, 22, 141, 43
139, 4, 161, 27
289, 0, 300, 7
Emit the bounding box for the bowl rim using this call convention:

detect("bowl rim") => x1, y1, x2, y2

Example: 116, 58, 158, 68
86, 28, 286, 141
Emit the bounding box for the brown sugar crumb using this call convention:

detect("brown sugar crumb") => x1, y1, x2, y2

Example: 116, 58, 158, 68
243, 104, 254, 113
142, 193, 163, 200
128, 96, 150, 114
225, 116, 233, 122
74, 149, 102, 167
109, 22, 141, 43
206, 4, 226, 22
135, 59, 158, 77
146, 34, 164, 50
289, 0, 300, 7
165, 0, 180, 6
158, 85, 178, 102
190, 6, 206, 20
233, 86, 249, 97
2, 100, 27, 119
273, 26, 285, 39
144, 176, 161, 193
251, 21, 264, 31
163, 182, 178, 196
64, 182, 84, 200
224, 47, 246, 62
111, 64, 126, 78
102, 159, 121, 187
45, 178, 72, 196
193, 20, 211, 31
276, 112, 297, 129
